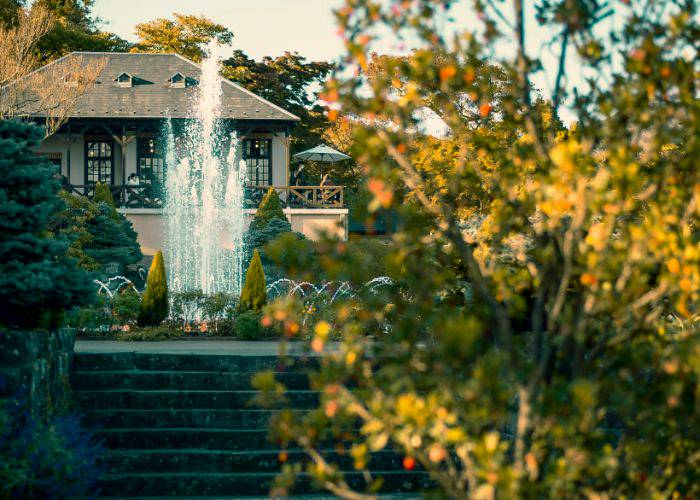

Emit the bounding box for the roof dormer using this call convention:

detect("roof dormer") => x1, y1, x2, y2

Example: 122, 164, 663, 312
114, 72, 133, 88
168, 73, 197, 88
168, 73, 186, 88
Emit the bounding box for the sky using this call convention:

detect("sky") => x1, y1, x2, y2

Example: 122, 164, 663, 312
92, 0, 347, 63
91, 0, 624, 125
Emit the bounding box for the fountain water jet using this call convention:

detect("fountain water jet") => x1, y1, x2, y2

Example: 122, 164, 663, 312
163, 41, 247, 295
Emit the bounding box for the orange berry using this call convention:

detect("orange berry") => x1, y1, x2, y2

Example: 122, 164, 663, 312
402, 456, 416, 470
479, 103, 493, 117
439, 65, 457, 82
580, 273, 597, 286
278, 451, 288, 462
428, 444, 447, 463
667, 258, 680, 274
324, 400, 339, 418
311, 338, 324, 353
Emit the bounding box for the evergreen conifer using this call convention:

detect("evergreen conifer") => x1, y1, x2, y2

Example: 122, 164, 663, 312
83, 203, 142, 274
50, 189, 142, 275
0, 120, 93, 329
239, 249, 266, 312
92, 182, 116, 209
249, 188, 286, 232
137, 251, 168, 326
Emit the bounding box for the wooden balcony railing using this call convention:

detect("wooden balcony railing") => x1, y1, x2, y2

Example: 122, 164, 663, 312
244, 185, 344, 209
67, 185, 163, 209
65, 184, 344, 209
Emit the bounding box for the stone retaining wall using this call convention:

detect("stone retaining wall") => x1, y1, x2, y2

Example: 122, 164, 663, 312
0, 328, 76, 421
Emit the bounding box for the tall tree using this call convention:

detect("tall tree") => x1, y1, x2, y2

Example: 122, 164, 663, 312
256, 0, 700, 497
132, 13, 233, 62
0, 0, 23, 26
33, 0, 129, 61
221, 50, 333, 152
0, 5, 105, 136
0, 120, 93, 329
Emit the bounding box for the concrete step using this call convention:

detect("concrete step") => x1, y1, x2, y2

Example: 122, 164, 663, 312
71, 370, 310, 391
73, 352, 316, 373
101, 449, 408, 474
97, 471, 433, 497
74, 389, 319, 410
82, 409, 296, 429
95, 428, 277, 450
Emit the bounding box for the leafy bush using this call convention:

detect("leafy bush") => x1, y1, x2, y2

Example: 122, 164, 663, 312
111, 287, 140, 325
138, 251, 168, 326
116, 325, 180, 341
171, 290, 207, 327
0, 397, 103, 498
234, 310, 264, 340
171, 290, 237, 334
239, 250, 267, 312
344, 238, 395, 279
0, 120, 93, 329
68, 298, 111, 334
201, 292, 237, 327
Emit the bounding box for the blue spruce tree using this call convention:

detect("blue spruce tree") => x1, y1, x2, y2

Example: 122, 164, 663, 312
0, 120, 93, 329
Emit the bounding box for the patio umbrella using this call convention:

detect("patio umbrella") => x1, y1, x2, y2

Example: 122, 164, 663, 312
292, 144, 351, 182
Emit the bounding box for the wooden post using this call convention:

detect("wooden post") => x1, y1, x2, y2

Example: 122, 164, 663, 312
66, 121, 71, 182
122, 124, 127, 186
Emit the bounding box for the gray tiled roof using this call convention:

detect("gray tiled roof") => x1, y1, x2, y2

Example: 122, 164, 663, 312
18, 52, 299, 121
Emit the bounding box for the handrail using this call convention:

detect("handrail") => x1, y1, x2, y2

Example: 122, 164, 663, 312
65, 184, 345, 209
245, 185, 344, 209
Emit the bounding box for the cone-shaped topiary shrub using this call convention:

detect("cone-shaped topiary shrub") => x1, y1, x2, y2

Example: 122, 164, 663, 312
249, 188, 286, 232
92, 182, 116, 209
138, 250, 168, 326
239, 249, 266, 312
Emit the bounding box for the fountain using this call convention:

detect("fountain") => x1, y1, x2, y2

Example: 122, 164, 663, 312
163, 41, 248, 296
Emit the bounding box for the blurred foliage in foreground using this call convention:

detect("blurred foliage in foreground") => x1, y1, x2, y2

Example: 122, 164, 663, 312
254, 0, 699, 497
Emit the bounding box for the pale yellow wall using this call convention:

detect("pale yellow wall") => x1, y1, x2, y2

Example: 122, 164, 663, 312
36, 133, 84, 184
271, 132, 288, 186
120, 208, 348, 258
122, 212, 165, 257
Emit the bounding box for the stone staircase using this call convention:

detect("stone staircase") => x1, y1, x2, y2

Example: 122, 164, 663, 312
71, 351, 430, 497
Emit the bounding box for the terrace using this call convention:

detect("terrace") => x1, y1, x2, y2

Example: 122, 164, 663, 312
65, 183, 345, 209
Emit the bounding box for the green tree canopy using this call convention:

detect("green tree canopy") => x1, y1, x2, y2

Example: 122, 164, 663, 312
0, 120, 92, 328
256, 0, 700, 497
33, 0, 129, 61
0, 0, 23, 26
132, 13, 233, 62
221, 50, 333, 152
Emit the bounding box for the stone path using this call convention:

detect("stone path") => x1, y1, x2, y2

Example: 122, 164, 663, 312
75, 339, 303, 356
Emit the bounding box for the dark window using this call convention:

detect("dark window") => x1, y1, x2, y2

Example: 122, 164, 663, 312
137, 137, 165, 185
243, 138, 271, 186
85, 140, 114, 184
